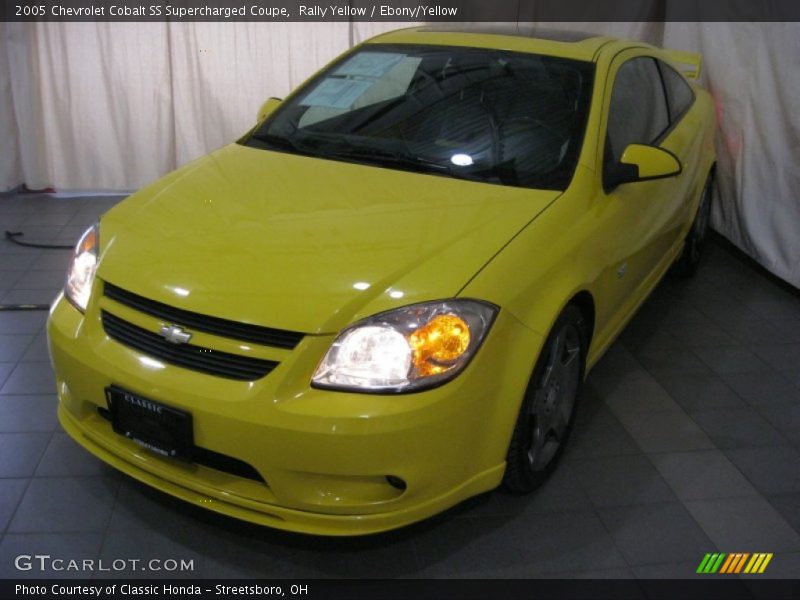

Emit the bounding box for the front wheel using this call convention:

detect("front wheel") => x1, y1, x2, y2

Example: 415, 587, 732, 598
673, 173, 713, 277
503, 305, 587, 493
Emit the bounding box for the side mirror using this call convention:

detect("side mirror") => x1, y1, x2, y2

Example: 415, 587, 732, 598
606, 144, 682, 189
257, 97, 282, 123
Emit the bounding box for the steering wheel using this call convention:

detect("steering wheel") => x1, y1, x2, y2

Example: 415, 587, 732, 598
498, 116, 569, 178
503, 116, 568, 146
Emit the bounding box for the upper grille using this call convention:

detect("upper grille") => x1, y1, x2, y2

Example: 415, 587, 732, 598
102, 311, 278, 381
104, 282, 304, 350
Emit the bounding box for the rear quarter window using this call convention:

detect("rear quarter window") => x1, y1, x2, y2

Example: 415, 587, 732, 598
659, 61, 695, 122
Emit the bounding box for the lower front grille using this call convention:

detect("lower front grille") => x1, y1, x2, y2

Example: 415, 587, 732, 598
101, 311, 278, 381
192, 447, 265, 482
97, 407, 265, 483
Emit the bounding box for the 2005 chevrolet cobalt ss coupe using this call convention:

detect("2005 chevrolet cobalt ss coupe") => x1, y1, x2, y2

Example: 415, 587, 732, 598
48, 27, 716, 535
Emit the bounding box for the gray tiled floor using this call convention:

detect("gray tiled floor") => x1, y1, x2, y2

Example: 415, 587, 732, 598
1, 192, 800, 580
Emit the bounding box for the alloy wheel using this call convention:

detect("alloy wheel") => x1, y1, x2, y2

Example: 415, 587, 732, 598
527, 323, 581, 471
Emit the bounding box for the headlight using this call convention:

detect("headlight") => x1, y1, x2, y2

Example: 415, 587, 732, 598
312, 299, 497, 393
65, 224, 99, 312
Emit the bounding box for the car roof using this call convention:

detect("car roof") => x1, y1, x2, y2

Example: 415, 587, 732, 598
364, 25, 628, 62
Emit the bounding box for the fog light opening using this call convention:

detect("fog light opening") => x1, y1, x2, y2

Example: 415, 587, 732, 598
385, 475, 407, 491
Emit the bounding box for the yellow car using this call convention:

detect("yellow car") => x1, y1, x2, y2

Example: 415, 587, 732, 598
48, 26, 716, 535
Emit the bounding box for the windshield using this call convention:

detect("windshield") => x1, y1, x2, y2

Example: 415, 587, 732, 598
243, 44, 595, 191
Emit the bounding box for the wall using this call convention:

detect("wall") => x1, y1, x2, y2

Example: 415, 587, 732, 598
1, 21, 798, 287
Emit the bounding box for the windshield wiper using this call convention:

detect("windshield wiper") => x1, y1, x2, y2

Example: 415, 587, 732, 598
321, 141, 514, 184
253, 131, 512, 185
332, 146, 448, 172
299, 132, 456, 173
248, 132, 320, 158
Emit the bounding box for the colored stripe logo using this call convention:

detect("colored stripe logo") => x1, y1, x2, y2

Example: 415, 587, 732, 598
697, 553, 773, 574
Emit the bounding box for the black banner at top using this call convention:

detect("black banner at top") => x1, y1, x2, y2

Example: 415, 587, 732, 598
4, 0, 800, 22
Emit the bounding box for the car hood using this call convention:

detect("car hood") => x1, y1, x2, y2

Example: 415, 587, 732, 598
98, 144, 559, 334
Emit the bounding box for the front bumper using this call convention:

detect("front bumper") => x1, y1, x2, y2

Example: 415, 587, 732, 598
48, 291, 543, 535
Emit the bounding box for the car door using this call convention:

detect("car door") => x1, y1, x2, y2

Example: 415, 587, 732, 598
594, 53, 688, 319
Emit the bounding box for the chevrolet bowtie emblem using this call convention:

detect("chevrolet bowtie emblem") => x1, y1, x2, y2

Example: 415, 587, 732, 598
158, 324, 193, 345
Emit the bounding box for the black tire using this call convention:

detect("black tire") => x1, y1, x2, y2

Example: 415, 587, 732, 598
673, 173, 713, 278
503, 305, 588, 493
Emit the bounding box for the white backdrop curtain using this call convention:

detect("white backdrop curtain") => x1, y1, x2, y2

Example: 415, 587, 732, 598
0, 21, 798, 287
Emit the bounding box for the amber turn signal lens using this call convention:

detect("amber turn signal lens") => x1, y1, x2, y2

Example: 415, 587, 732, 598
409, 314, 471, 376
77, 227, 97, 255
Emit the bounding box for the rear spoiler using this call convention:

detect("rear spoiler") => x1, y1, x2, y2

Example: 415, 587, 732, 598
662, 49, 702, 81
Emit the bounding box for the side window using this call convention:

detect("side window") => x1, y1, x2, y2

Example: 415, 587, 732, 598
659, 61, 695, 122
605, 57, 669, 166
